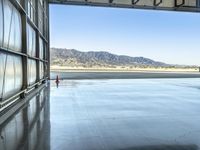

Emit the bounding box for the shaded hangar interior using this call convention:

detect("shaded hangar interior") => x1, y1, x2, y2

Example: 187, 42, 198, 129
0, 0, 49, 111
0, 0, 200, 111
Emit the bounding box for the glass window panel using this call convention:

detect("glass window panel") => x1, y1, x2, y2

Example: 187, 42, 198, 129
44, 43, 47, 60
3, 0, 22, 52
3, 0, 12, 49
44, 16, 48, 38
8, 10, 15, 51
38, 2, 44, 34
13, 9, 22, 52
0, 53, 6, 100
3, 55, 22, 99
14, 56, 23, 91
28, 0, 36, 23
0, 0, 3, 47
3, 55, 15, 98
40, 62, 44, 79
27, 24, 36, 57
39, 37, 44, 59
28, 59, 36, 85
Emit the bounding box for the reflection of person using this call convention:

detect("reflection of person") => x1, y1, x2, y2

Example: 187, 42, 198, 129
55, 75, 60, 88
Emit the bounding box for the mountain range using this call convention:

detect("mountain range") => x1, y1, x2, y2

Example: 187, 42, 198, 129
50, 48, 175, 68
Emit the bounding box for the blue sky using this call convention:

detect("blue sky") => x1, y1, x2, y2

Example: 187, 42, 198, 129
50, 5, 200, 65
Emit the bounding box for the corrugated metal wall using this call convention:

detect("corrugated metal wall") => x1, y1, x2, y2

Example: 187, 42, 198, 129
0, 0, 49, 109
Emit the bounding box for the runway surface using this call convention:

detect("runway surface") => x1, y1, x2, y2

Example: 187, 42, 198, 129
51, 71, 200, 80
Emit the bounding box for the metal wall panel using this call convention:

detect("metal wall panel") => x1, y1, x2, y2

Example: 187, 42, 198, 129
28, 59, 37, 85
3, 0, 22, 52
27, 24, 36, 57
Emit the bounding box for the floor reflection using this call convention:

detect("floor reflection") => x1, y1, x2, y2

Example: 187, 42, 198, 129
0, 85, 50, 150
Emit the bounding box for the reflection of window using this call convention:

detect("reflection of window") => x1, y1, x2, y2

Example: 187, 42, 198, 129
28, 0, 36, 23
27, 24, 36, 57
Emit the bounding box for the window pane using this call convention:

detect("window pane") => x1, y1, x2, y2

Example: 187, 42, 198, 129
28, 59, 36, 85
40, 62, 44, 79
3, 0, 12, 49
28, 0, 36, 23
39, 37, 44, 59
0, 0, 3, 47
3, 55, 23, 99
15, 56, 23, 91
14, 9, 22, 52
3, 0, 22, 52
27, 24, 36, 57
0, 53, 6, 100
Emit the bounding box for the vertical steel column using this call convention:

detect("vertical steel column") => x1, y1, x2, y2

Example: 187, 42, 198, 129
21, 0, 28, 98
36, 0, 40, 87
47, 1, 50, 80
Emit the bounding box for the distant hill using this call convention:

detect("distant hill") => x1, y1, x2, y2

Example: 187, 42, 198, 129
50, 48, 171, 68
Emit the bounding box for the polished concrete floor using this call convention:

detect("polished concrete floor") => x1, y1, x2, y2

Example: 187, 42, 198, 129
1, 79, 200, 150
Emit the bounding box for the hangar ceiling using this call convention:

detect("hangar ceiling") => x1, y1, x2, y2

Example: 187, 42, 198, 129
49, 0, 200, 12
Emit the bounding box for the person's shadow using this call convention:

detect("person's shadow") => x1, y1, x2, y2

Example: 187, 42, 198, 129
55, 75, 60, 88
56, 81, 59, 88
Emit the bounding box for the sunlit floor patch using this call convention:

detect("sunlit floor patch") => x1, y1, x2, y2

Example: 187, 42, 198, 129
50, 79, 200, 150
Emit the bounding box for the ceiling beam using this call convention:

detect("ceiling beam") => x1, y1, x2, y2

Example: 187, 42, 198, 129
175, 0, 185, 7
132, 0, 140, 5
154, 0, 162, 6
